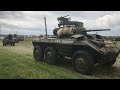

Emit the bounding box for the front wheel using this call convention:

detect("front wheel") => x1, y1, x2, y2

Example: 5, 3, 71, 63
3, 43, 6, 46
33, 46, 44, 61
72, 50, 95, 74
13, 43, 15, 46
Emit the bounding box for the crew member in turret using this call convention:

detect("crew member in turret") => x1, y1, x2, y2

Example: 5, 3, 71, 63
7, 34, 12, 40
75, 23, 87, 35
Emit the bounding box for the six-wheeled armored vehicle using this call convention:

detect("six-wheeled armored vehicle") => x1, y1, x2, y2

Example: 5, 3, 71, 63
32, 15, 120, 74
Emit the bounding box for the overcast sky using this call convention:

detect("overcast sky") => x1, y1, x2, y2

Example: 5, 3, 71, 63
0, 11, 120, 36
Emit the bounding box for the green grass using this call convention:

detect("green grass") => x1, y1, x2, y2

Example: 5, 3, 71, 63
0, 38, 97, 79
0, 39, 120, 79
117, 41, 120, 47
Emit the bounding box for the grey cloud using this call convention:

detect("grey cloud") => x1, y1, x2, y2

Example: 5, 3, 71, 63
0, 11, 24, 19
52, 11, 115, 20
1, 22, 44, 31
0, 11, 120, 36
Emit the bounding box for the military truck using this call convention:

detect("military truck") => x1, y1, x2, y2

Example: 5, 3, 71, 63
2, 36, 15, 46
32, 15, 120, 74
12, 34, 19, 43
18, 36, 24, 41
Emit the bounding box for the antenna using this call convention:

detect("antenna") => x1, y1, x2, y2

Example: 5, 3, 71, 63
44, 17, 48, 38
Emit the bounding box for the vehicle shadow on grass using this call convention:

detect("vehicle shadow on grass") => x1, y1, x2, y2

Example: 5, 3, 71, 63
56, 57, 120, 78
93, 66, 120, 79
56, 57, 74, 71
34, 54, 120, 78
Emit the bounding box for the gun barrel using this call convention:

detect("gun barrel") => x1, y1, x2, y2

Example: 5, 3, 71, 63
64, 15, 69, 17
84, 29, 111, 32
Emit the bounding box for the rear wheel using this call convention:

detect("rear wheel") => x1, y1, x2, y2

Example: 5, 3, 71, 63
13, 43, 15, 46
33, 46, 44, 61
44, 47, 58, 65
72, 50, 95, 74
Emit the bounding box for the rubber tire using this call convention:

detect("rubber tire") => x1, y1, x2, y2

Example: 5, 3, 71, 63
4, 43, 6, 46
33, 46, 44, 61
13, 43, 15, 46
44, 47, 58, 65
72, 50, 95, 74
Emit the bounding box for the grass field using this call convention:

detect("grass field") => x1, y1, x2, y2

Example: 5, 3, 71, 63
0, 39, 120, 79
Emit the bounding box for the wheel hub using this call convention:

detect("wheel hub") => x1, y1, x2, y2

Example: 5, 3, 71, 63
47, 52, 52, 58
75, 57, 88, 72
77, 58, 85, 64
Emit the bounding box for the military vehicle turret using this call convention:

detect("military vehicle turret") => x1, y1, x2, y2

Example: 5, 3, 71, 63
32, 15, 120, 74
